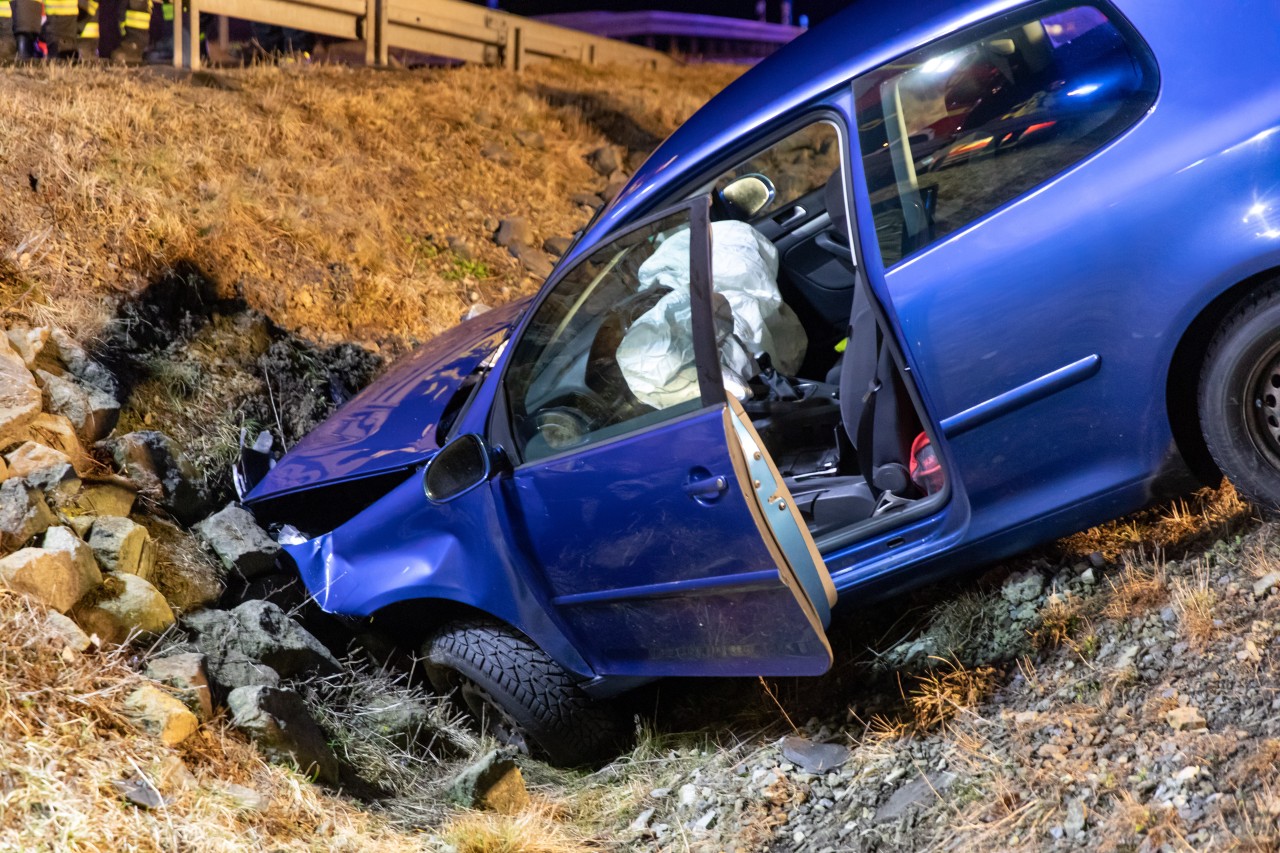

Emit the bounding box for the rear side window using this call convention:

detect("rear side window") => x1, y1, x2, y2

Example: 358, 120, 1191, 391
854, 3, 1157, 266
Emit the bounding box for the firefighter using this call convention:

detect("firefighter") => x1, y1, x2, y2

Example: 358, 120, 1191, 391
97, 0, 150, 62
10, 0, 45, 60
0, 2, 15, 63
78, 0, 99, 60
43, 0, 79, 57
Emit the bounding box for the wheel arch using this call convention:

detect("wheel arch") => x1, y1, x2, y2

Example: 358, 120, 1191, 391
1167, 265, 1280, 485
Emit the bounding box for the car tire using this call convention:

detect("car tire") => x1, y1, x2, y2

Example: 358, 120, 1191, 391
1199, 285, 1280, 511
423, 620, 625, 767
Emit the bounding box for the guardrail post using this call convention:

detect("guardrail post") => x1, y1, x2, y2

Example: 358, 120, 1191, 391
187, 0, 201, 69
504, 24, 521, 71
365, 0, 387, 65
172, 0, 184, 68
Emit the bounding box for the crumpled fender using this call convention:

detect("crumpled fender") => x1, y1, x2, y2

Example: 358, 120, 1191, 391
282, 464, 594, 678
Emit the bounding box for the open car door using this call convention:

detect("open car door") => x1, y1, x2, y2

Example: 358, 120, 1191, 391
499, 196, 836, 678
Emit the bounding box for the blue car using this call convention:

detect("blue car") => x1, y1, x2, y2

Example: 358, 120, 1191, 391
238, 0, 1280, 764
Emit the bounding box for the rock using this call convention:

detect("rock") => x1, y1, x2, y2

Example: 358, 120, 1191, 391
0, 336, 41, 443
146, 652, 215, 721
227, 686, 340, 784
0, 547, 93, 612
448, 749, 530, 814
493, 217, 531, 249
47, 330, 117, 397
363, 696, 431, 748
4, 441, 79, 503
111, 776, 165, 809
602, 177, 628, 203
43, 610, 92, 652
102, 431, 209, 524
5, 327, 50, 367
123, 685, 199, 747
692, 809, 717, 832
183, 599, 340, 679
874, 771, 956, 823
474, 109, 497, 128
570, 191, 602, 208
72, 572, 175, 644
630, 807, 656, 832
1167, 706, 1207, 731
0, 479, 56, 552
1001, 570, 1045, 605
1064, 798, 1088, 836
70, 482, 136, 519
212, 782, 268, 812
509, 243, 554, 279
35, 369, 118, 444
1253, 572, 1280, 598
40, 526, 104, 591
87, 516, 156, 581
446, 235, 473, 260
542, 235, 574, 257
587, 145, 619, 176
513, 129, 545, 149
154, 756, 197, 794
17, 413, 88, 470
781, 736, 851, 774
193, 505, 279, 579
207, 651, 281, 696
679, 783, 697, 807
480, 142, 513, 165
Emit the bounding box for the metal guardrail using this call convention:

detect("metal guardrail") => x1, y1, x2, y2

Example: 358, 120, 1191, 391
172, 0, 677, 70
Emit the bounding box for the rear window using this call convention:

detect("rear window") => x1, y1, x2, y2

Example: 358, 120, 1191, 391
853, 3, 1157, 267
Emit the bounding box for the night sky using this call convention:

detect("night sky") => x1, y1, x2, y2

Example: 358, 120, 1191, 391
495, 0, 854, 25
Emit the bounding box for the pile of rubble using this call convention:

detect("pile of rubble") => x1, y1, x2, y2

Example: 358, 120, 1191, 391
0, 325, 359, 786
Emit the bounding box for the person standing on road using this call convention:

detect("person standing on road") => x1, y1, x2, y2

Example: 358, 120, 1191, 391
9, 0, 45, 60
96, 0, 150, 62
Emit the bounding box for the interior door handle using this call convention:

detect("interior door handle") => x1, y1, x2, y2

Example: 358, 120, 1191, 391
772, 205, 806, 228
683, 474, 729, 502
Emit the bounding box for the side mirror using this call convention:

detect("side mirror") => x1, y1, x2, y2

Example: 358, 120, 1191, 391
423, 434, 492, 503
718, 173, 777, 220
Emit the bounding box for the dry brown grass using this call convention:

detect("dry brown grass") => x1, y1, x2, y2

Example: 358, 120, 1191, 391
1171, 560, 1218, 647
441, 802, 599, 853
0, 61, 740, 350
905, 658, 998, 731
1102, 552, 1169, 621
0, 589, 427, 851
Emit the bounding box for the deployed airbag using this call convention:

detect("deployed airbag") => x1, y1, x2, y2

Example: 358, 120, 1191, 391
616, 220, 807, 409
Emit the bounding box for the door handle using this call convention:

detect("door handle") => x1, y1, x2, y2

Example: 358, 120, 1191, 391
683, 473, 729, 503
772, 205, 807, 229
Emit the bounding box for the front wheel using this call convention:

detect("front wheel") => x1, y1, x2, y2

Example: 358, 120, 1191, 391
423, 620, 626, 767
1199, 286, 1280, 510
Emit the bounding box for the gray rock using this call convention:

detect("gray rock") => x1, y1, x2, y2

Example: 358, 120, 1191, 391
587, 145, 619, 176
602, 177, 628, 202
102, 431, 209, 524
4, 441, 80, 502
35, 369, 118, 444
87, 516, 155, 581
0, 479, 56, 552
542, 235, 574, 257
41, 526, 103, 591
513, 129, 545, 150
1064, 797, 1088, 836
781, 736, 851, 774
227, 686, 339, 784
183, 599, 340, 680
448, 749, 530, 813
629, 807, 656, 832
47, 330, 118, 399
480, 142, 513, 165
0, 547, 94, 612
874, 771, 956, 823
446, 235, 473, 260
1253, 572, 1280, 598
146, 652, 215, 721
111, 776, 165, 810
193, 505, 279, 579
208, 651, 281, 695
72, 572, 175, 645
509, 243, 554, 279
1001, 570, 1045, 605
363, 695, 431, 748
0, 336, 42, 443
493, 217, 531, 249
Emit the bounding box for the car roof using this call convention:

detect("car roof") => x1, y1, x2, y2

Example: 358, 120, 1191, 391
569, 0, 1074, 254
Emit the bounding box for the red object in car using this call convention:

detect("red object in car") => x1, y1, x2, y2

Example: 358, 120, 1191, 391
910, 432, 944, 495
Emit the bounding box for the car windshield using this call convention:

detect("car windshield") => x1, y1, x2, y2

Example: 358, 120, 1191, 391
853, 2, 1157, 266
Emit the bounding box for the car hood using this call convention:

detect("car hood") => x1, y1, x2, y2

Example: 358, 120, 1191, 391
244, 299, 529, 503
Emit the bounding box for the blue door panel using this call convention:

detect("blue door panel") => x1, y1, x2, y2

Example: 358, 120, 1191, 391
505, 406, 832, 677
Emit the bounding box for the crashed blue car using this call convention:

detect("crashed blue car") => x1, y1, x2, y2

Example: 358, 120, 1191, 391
238, 0, 1280, 764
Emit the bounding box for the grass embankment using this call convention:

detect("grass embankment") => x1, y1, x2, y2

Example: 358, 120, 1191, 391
0, 59, 738, 852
